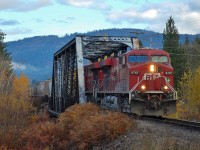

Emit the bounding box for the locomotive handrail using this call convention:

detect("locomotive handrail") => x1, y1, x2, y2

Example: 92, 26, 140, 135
161, 76, 178, 100
128, 75, 177, 102
99, 80, 104, 89
130, 78, 144, 93
129, 78, 144, 102
96, 80, 104, 91
92, 80, 105, 92
86, 78, 128, 93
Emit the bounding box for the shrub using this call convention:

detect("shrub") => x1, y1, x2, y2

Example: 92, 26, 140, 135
59, 103, 134, 149
22, 103, 135, 150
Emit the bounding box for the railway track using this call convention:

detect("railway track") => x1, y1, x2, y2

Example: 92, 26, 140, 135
140, 116, 200, 131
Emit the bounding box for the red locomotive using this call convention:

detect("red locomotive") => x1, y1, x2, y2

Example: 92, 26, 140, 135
48, 36, 177, 117
84, 49, 177, 116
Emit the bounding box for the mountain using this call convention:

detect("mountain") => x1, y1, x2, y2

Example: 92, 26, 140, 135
6, 28, 200, 82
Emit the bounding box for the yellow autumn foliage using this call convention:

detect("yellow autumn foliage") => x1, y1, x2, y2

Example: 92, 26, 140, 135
176, 67, 200, 120
188, 67, 200, 111
177, 69, 192, 104
0, 73, 33, 148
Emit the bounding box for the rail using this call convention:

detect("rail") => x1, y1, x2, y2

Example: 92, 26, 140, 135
141, 116, 200, 131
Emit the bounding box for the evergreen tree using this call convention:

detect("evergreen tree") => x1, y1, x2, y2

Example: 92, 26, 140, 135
188, 36, 200, 72
0, 31, 12, 75
184, 35, 190, 46
163, 16, 183, 87
163, 16, 179, 53
194, 36, 200, 45
0, 30, 13, 93
178, 36, 200, 78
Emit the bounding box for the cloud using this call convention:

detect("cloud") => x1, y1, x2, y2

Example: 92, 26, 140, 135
3, 28, 34, 41
5, 28, 33, 36
0, 1, 18, 10
12, 62, 26, 70
33, 18, 44, 23
57, 0, 111, 10
188, 0, 200, 12
105, 0, 200, 34
53, 17, 75, 24
28, 64, 40, 72
0, 0, 52, 12
58, 0, 93, 7
12, 62, 40, 72
106, 8, 159, 24
0, 19, 20, 26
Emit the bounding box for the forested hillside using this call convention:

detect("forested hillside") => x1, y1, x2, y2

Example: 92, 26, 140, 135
6, 28, 199, 82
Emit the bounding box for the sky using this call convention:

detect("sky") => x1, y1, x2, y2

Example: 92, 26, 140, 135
1, 0, 200, 42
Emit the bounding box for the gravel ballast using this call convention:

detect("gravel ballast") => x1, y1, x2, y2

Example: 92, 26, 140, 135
94, 119, 200, 150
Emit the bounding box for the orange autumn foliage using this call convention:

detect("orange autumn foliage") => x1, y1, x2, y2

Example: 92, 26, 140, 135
22, 103, 135, 150
1, 72, 135, 150
12, 73, 29, 100
22, 122, 66, 150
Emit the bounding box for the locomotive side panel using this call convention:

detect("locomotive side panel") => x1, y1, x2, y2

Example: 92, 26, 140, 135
118, 57, 129, 92
84, 57, 130, 94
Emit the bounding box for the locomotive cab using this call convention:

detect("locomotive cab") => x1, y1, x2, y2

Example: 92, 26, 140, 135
84, 48, 177, 116
127, 49, 177, 116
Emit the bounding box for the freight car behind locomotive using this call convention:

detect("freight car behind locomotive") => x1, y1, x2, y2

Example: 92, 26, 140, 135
30, 79, 52, 101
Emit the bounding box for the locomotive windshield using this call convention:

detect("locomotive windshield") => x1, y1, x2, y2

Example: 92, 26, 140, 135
128, 55, 148, 62
150, 55, 168, 63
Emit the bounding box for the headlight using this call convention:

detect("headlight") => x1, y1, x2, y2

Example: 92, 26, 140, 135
163, 85, 169, 92
141, 85, 146, 90
150, 64, 155, 72
163, 85, 168, 90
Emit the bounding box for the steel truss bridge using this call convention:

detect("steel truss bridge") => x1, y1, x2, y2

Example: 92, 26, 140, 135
49, 36, 138, 116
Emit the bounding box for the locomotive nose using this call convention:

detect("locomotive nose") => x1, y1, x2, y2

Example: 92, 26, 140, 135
147, 95, 162, 110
